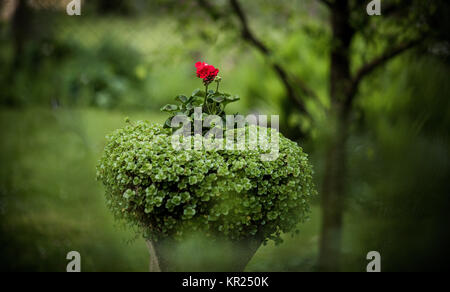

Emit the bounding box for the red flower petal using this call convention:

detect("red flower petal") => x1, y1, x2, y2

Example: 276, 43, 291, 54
195, 62, 219, 84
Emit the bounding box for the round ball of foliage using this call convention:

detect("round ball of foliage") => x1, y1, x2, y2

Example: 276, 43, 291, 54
97, 121, 316, 244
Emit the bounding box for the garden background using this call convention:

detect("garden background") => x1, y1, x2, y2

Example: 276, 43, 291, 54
1, 0, 449, 272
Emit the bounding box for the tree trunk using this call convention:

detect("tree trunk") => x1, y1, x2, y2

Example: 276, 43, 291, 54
318, 110, 349, 272
318, 0, 354, 272
146, 236, 262, 272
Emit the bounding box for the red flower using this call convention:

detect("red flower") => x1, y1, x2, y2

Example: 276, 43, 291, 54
195, 62, 219, 85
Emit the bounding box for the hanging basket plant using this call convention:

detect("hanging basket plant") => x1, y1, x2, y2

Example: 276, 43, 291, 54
97, 62, 317, 271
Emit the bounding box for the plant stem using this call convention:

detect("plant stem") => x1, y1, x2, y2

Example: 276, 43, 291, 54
204, 84, 211, 113
213, 82, 220, 114
204, 84, 209, 106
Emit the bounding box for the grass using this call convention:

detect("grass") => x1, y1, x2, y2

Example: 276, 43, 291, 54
0, 107, 321, 272
0, 107, 164, 271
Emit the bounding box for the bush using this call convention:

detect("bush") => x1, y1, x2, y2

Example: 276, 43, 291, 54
97, 120, 316, 244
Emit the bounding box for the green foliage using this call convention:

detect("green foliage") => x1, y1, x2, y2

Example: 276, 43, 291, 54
161, 88, 240, 133
97, 121, 316, 244
0, 35, 148, 108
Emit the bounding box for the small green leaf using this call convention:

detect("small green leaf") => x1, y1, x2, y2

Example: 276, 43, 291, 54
160, 104, 179, 112
226, 95, 240, 102
223, 95, 240, 108
164, 117, 172, 128
210, 96, 225, 103
186, 103, 194, 111
176, 95, 188, 104
191, 98, 203, 106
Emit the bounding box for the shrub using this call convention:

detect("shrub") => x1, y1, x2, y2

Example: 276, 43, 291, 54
97, 61, 316, 245
97, 121, 316, 244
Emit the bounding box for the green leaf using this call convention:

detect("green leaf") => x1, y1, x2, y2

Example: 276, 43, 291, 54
226, 95, 240, 102
163, 117, 172, 128
191, 97, 204, 107
222, 96, 240, 108
186, 96, 195, 104
160, 104, 179, 113
210, 95, 225, 103
185, 103, 194, 111
176, 95, 188, 104
192, 88, 201, 97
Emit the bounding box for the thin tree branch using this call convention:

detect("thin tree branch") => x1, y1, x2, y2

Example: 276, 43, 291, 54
346, 38, 424, 107
229, 0, 269, 54
197, 0, 317, 115
228, 0, 318, 114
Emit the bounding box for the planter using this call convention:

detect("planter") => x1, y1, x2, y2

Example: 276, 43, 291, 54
146, 235, 263, 272
97, 121, 316, 272
97, 63, 316, 272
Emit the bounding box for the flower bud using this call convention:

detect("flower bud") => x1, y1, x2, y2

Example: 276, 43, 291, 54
215, 76, 222, 83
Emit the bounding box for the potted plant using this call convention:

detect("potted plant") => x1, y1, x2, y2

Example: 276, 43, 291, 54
97, 62, 316, 271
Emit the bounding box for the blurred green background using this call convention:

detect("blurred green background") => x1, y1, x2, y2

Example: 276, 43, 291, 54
0, 0, 449, 272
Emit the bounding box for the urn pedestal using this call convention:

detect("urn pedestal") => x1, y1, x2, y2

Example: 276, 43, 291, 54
146, 236, 263, 272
